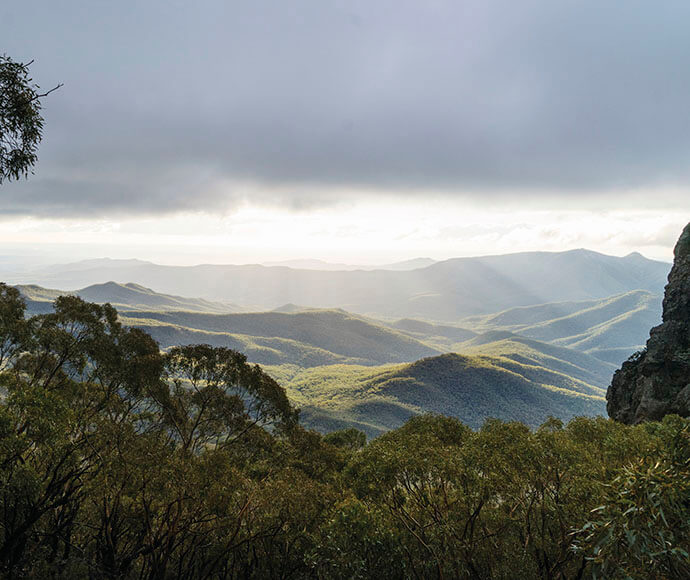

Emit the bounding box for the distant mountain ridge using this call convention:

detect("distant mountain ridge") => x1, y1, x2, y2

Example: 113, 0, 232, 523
18, 281, 240, 314
7, 249, 670, 321
261, 257, 437, 271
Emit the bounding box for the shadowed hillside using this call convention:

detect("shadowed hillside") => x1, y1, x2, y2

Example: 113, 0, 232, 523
121, 309, 441, 365
274, 352, 606, 436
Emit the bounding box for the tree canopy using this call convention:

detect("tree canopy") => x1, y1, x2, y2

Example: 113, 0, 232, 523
0, 284, 688, 578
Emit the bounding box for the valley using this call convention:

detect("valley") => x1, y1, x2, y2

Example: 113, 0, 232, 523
13, 248, 665, 436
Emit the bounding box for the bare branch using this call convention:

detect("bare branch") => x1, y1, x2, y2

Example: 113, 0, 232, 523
32, 83, 64, 101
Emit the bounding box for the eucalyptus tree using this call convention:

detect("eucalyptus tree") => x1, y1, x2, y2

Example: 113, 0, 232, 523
0, 55, 61, 184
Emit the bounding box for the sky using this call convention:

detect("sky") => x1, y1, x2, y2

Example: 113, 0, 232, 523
2, 0, 690, 266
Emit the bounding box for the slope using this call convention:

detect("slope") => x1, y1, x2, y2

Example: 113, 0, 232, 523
277, 352, 606, 437
14, 284, 443, 367
460, 291, 662, 365
121, 309, 442, 365
459, 332, 616, 388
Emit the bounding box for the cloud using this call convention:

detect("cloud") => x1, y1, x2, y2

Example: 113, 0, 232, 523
2, 0, 690, 216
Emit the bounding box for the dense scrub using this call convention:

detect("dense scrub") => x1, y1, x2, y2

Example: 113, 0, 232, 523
0, 283, 688, 579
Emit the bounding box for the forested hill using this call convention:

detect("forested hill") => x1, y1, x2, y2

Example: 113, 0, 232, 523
124, 309, 442, 367
279, 352, 606, 437
19, 282, 659, 369
460, 290, 662, 365
9, 249, 669, 320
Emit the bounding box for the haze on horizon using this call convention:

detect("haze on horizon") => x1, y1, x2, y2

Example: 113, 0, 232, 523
2, 1, 689, 265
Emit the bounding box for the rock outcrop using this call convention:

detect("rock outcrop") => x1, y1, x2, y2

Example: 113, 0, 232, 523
607, 222, 690, 423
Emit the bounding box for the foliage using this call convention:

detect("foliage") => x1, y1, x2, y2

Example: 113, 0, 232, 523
0, 282, 688, 578
0, 56, 59, 183
574, 416, 690, 579
323, 428, 367, 451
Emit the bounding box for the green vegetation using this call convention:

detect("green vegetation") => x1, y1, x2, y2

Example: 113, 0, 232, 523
21, 285, 442, 367
19, 283, 655, 437
461, 291, 662, 366
270, 352, 606, 437
122, 308, 441, 363
0, 284, 688, 578
0, 56, 60, 183
460, 333, 616, 387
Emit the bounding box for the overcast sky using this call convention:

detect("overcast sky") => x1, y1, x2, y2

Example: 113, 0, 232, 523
1, 0, 689, 264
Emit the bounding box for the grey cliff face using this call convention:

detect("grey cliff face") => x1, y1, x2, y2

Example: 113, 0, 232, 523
607, 222, 690, 423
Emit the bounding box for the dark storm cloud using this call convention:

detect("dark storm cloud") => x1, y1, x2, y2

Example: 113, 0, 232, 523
2, 0, 690, 216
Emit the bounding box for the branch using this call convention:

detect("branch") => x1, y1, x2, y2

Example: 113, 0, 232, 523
29, 83, 64, 102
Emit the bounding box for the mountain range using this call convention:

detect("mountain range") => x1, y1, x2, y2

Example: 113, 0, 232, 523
18, 282, 240, 314
261, 257, 437, 271
6, 249, 669, 321
10, 247, 669, 434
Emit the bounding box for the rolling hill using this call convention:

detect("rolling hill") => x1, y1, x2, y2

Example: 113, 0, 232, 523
273, 352, 606, 437
459, 290, 662, 365
10, 265, 667, 436
459, 332, 616, 388
388, 318, 478, 346
17, 283, 442, 366
21, 282, 656, 371
120, 308, 442, 365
